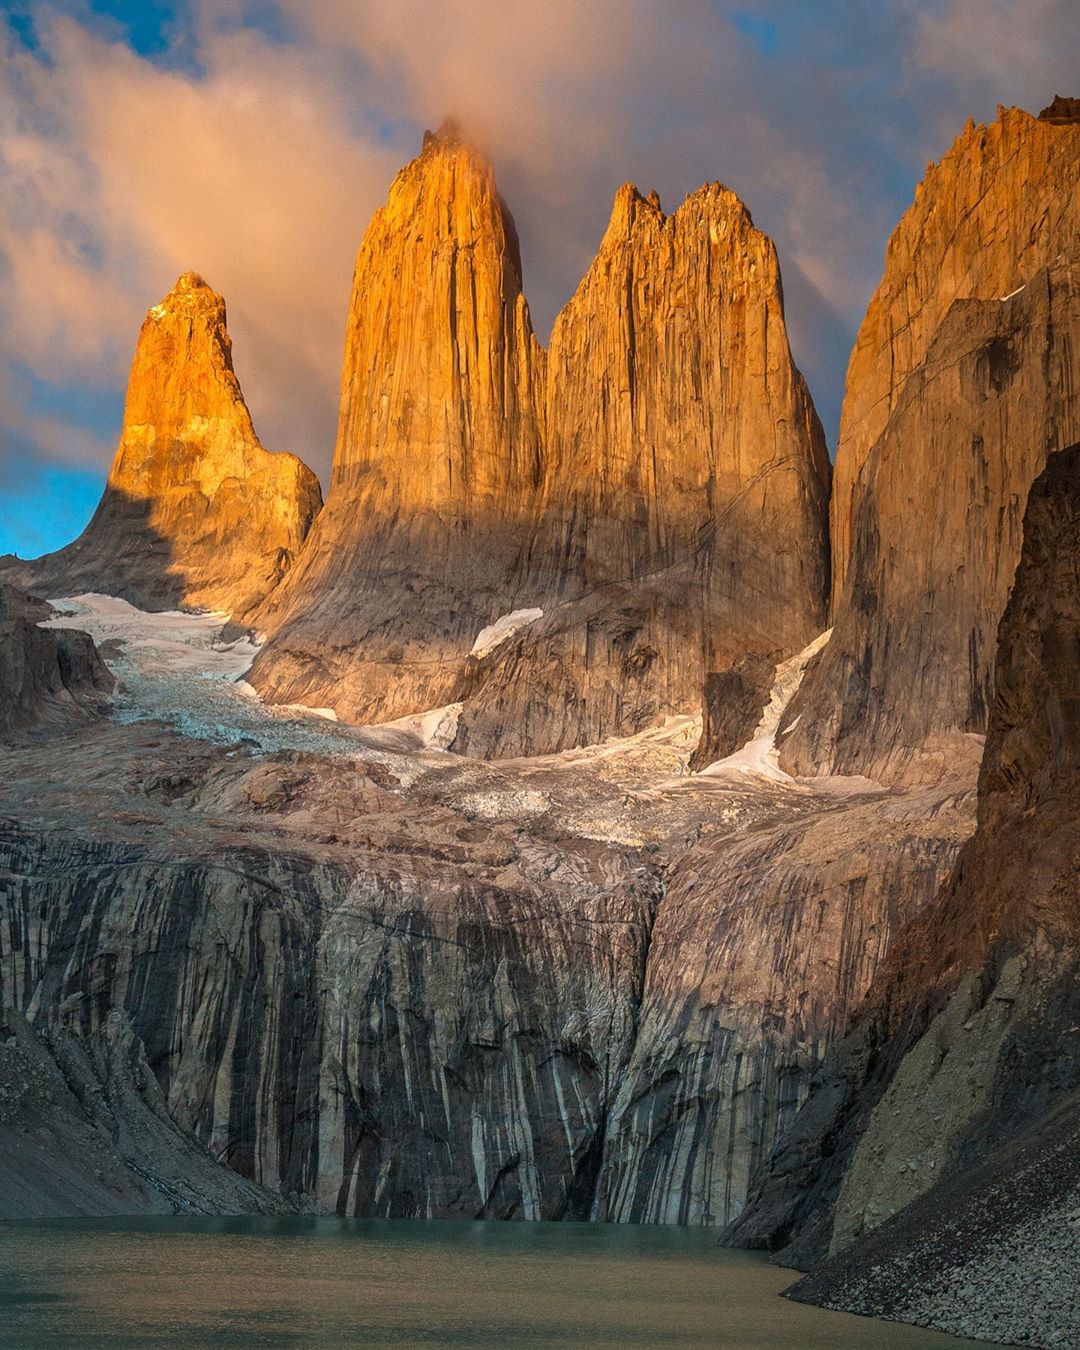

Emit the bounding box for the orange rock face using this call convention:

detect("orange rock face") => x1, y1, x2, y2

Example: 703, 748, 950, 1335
248, 122, 547, 722
455, 181, 830, 757
7, 273, 322, 617
830, 106, 1080, 600
252, 130, 830, 755
784, 106, 1080, 784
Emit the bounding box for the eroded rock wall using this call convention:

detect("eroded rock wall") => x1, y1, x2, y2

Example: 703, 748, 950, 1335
591, 781, 974, 1228
0, 747, 657, 1218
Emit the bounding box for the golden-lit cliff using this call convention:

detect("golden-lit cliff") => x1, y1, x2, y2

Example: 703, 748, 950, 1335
7, 272, 322, 616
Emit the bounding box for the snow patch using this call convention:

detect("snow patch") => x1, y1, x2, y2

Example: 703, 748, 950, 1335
369, 702, 463, 751
698, 629, 832, 785
470, 608, 543, 660
999, 284, 1027, 302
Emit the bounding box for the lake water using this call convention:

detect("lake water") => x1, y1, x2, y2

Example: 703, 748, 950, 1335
0, 1217, 985, 1348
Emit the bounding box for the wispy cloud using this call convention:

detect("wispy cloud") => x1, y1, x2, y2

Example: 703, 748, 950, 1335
0, 0, 1076, 557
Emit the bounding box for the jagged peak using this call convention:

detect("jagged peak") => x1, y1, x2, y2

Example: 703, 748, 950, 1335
146, 272, 225, 327
605, 182, 666, 234
174, 270, 211, 293
422, 115, 467, 150
1039, 94, 1080, 125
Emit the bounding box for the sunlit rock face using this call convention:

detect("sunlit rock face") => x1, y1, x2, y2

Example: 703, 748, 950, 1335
829, 105, 1080, 601
453, 182, 831, 758
4, 273, 322, 618
265, 129, 831, 757
247, 121, 547, 724
783, 105, 1080, 785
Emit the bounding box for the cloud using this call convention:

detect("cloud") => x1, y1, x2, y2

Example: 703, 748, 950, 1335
1, 9, 403, 482
0, 0, 1077, 558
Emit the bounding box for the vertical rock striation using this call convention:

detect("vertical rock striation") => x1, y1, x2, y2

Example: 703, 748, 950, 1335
452, 182, 831, 758
248, 121, 546, 722
0, 746, 657, 1220
6, 273, 323, 618
590, 781, 974, 1228
783, 104, 1080, 784
830, 105, 1080, 601
733, 446, 1080, 1313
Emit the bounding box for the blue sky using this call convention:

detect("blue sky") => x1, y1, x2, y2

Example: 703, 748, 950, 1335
1, 0, 1077, 558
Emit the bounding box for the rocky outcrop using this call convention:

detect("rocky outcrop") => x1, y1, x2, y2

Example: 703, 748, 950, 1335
248, 122, 546, 723
733, 443, 1080, 1346
829, 105, 1080, 602
251, 133, 829, 757
6, 273, 322, 617
451, 181, 830, 757
0, 584, 113, 737
782, 255, 1080, 783
590, 779, 974, 1228
0, 728, 658, 1219
0, 1008, 298, 1218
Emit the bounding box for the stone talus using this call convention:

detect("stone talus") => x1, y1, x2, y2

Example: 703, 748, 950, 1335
5, 272, 322, 618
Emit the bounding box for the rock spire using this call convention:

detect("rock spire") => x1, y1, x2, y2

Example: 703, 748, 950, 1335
248, 123, 546, 722
5, 272, 322, 617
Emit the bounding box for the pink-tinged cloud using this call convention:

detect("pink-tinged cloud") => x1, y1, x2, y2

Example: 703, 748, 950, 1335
0, 0, 1077, 535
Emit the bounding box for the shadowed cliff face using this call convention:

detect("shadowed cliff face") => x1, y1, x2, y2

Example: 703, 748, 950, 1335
5, 273, 322, 619
733, 444, 1080, 1296
0, 584, 113, 737
0, 738, 659, 1221
249, 128, 830, 757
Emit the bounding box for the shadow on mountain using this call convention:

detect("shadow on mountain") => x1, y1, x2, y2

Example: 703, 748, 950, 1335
0, 583, 115, 738
0, 487, 191, 612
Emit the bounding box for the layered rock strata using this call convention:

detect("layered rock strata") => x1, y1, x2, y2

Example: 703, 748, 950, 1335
6, 273, 322, 617
0, 584, 113, 736
733, 444, 1080, 1348
782, 255, 1080, 783
248, 122, 546, 723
